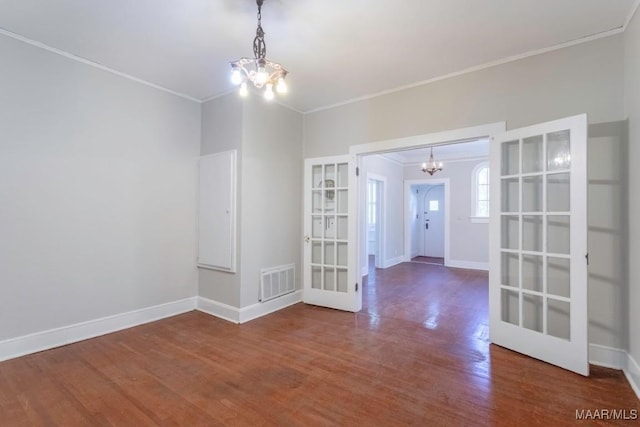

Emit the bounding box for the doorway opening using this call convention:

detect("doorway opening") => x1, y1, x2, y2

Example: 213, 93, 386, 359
366, 175, 385, 269
410, 183, 445, 265
350, 122, 504, 313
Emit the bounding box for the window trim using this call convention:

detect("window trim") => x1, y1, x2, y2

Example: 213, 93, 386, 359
471, 161, 490, 222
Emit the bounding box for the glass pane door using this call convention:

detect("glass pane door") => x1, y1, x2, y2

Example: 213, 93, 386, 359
304, 155, 355, 311
490, 114, 588, 376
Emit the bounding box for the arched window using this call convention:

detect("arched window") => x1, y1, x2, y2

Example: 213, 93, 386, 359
471, 162, 489, 221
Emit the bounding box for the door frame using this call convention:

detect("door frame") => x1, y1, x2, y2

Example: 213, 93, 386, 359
349, 122, 506, 293
404, 179, 450, 264
366, 173, 386, 270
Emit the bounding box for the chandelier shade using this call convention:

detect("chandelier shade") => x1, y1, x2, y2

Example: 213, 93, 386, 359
421, 147, 444, 175
230, 0, 288, 100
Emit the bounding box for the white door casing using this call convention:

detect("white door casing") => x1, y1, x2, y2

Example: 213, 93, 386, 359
303, 155, 360, 312
489, 114, 588, 376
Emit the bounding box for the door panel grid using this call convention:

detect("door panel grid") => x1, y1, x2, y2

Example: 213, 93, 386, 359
499, 130, 571, 337
490, 114, 587, 376
309, 161, 349, 294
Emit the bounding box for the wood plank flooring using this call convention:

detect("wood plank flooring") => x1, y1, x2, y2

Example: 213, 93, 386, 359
0, 262, 638, 426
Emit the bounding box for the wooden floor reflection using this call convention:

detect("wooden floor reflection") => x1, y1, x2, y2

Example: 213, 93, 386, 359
0, 261, 638, 425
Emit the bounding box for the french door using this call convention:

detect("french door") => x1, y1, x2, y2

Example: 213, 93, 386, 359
303, 155, 359, 311
489, 114, 589, 376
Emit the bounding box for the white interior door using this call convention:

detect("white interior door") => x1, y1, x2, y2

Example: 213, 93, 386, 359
303, 155, 358, 311
422, 185, 445, 258
489, 114, 588, 376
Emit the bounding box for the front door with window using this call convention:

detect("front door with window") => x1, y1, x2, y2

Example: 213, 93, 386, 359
422, 185, 444, 258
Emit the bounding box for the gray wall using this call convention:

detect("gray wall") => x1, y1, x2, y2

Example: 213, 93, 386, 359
199, 95, 243, 307
199, 93, 303, 309
240, 96, 303, 307
587, 122, 628, 350
360, 155, 404, 269
303, 35, 623, 158
625, 8, 640, 374
0, 34, 201, 341
303, 35, 627, 350
405, 159, 489, 266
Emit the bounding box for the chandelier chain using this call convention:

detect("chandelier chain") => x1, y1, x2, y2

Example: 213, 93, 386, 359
253, 0, 266, 59
230, 0, 288, 99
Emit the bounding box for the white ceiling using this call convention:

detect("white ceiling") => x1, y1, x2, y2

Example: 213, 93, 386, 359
379, 138, 489, 165
0, 0, 637, 112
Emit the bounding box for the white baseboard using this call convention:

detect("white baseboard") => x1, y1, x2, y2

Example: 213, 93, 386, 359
361, 266, 368, 277
589, 343, 627, 369
624, 351, 640, 400
239, 290, 302, 323
382, 256, 405, 269
197, 290, 303, 325
589, 343, 640, 400
0, 297, 197, 363
446, 259, 489, 271
196, 297, 240, 323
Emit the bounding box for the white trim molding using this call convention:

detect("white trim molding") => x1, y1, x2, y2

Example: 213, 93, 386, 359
382, 256, 405, 269
624, 352, 640, 400
589, 344, 640, 400
196, 291, 303, 325
0, 297, 197, 363
239, 290, 302, 323
446, 260, 489, 271
196, 297, 241, 324
0, 27, 200, 103
589, 343, 628, 369
350, 123, 506, 156
305, 29, 624, 115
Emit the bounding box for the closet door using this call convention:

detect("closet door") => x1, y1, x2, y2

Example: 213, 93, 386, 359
198, 150, 237, 272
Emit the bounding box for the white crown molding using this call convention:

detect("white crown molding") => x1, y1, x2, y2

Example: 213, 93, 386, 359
0, 26, 201, 103
0, 297, 197, 363
202, 87, 303, 115
200, 88, 238, 104
624, 0, 640, 30
304, 27, 624, 115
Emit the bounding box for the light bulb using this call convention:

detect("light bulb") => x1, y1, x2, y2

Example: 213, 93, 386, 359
231, 69, 243, 85
264, 83, 274, 101
239, 82, 248, 97
255, 67, 268, 86
276, 77, 288, 94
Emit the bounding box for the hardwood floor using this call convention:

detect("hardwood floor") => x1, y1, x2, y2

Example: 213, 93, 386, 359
0, 262, 638, 426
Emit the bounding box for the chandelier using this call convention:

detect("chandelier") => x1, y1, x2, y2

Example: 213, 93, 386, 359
421, 147, 443, 175
230, 0, 288, 101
